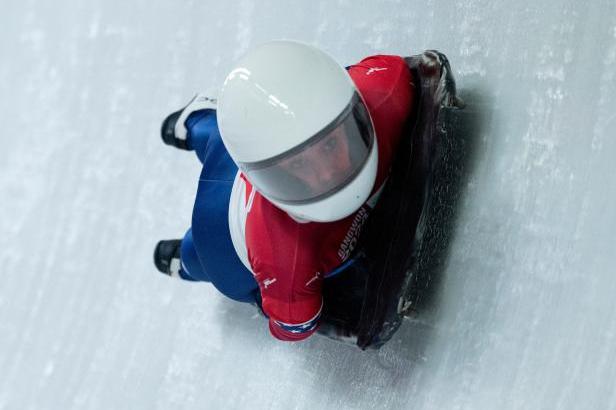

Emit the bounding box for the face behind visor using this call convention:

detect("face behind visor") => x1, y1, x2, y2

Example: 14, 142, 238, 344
241, 92, 374, 205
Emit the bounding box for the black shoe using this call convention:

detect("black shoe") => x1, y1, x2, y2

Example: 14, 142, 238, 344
160, 110, 190, 150
153, 239, 182, 276
160, 94, 217, 151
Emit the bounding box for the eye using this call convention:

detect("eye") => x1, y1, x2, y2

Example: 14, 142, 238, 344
322, 137, 337, 153
289, 157, 306, 170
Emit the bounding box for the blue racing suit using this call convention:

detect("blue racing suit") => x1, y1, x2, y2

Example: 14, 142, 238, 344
178, 109, 260, 304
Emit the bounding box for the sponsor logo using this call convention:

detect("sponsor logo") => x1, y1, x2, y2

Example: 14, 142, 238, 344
337, 207, 370, 260
366, 67, 388, 75
262, 277, 277, 289
305, 272, 321, 287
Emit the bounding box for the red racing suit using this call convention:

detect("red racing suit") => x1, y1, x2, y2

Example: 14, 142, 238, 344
233, 55, 415, 341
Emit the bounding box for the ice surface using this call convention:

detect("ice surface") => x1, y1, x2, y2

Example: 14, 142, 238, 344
1, 1, 616, 409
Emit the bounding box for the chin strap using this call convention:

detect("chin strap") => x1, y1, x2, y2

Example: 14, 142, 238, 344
286, 212, 311, 224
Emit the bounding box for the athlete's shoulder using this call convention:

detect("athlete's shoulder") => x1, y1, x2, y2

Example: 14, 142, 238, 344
348, 55, 413, 114
352, 54, 407, 69
348, 55, 408, 82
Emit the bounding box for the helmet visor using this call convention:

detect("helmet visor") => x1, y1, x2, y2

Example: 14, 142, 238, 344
240, 93, 375, 204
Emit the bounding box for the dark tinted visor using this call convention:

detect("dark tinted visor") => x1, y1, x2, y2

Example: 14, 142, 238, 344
240, 92, 374, 204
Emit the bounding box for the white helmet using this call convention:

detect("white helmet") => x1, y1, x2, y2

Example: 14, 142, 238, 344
218, 40, 378, 222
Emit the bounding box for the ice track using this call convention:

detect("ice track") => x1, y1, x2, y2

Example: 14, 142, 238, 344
1, 1, 616, 409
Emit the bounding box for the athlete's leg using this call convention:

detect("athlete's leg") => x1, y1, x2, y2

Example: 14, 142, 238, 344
178, 229, 209, 282
184, 110, 218, 165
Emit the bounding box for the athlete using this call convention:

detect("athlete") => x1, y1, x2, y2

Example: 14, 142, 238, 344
155, 41, 424, 341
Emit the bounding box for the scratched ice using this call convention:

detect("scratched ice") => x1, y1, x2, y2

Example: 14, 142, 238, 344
1, 1, 616, 409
